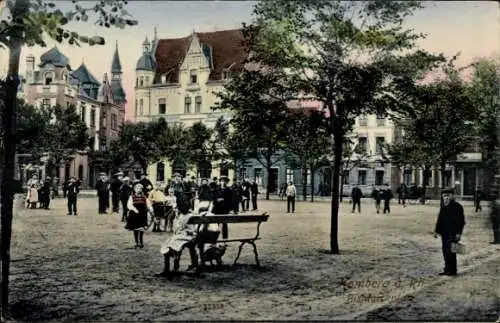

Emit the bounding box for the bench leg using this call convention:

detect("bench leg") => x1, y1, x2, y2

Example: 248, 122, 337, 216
233, 241, 246, 266
249, 241, 260, 267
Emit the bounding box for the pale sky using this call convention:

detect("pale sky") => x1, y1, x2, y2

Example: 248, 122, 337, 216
1, 1, 498, 119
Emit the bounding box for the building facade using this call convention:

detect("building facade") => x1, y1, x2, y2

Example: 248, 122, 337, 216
134, 29, 247, 183
22, 44, 127, 188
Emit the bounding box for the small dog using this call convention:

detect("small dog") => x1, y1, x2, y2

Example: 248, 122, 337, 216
203, 243, 227, 266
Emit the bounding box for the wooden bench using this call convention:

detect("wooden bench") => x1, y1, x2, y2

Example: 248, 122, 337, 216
185, 213, 269, 273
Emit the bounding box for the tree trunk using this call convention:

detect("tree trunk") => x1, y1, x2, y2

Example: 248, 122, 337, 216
310, 165, 315, 202
339, 172, 344, 202
302, 166, 307, 201
265, 164, 271, 200
330, 117, 343, 255
1, 41, 22, 319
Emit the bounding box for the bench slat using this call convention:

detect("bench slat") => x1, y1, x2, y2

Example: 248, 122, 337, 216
187, 214, 269, 224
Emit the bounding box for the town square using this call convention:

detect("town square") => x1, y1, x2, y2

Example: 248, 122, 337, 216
0, 0, 499, 321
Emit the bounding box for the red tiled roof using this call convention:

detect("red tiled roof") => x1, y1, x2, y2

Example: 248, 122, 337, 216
154, 29, 247, 84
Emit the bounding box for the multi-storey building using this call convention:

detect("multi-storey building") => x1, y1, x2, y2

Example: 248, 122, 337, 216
22, 44, 127, 188
134, 28, 246, 183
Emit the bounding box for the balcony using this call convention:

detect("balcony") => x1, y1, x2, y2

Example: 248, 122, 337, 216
186, 82, 200, 92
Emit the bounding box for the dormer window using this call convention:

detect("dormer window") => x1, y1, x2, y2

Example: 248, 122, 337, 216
190, 70, 197, 84
44, 72, 54, 85
140, 77, 144, 87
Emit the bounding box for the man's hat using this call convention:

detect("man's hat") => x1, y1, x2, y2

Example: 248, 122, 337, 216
441, 187, 454, 194
99, 172, 106, 176
114, 171, 124, 176
173, 172, 181, 177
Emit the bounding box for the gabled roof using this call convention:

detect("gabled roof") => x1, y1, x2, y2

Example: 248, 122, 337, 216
111, 42, 122, 73
39, 46, 70, 68
71, 63, 101, 85
153, 29, 246, 84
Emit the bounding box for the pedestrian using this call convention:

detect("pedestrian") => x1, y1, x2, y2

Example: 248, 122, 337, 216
212, 176, 232, 238
40, 178, 51, 210
171, 173, 185, 206
28, 183, 38, 209
95, 173, 109, 214
125, 183, 153, 249
150, 184, 167, 232
371, 185, 381, 214
241, 178, 250, 212
189, 176, 198, 210
231, 178, 242, 214
66, 176, 79, 216
165, 188, 178, 232
119, 176, 132, 222
250, 179, 259, 211
139, 173, 154, 196
434, 188, 465, 276
111, 172, 124, 215
400, 183, 407, 208
381, 183, 393, 214
351, 185, 362, 213
286, 181, 296, 213
474, 187, 483, 213
198, 178, 212, 202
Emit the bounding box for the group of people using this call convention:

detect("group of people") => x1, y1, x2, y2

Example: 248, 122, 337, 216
349, 183, 394, 214
25, 175, 55, 210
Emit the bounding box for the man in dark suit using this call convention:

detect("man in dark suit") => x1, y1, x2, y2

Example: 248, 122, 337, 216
111, 172, 124, 214
381, 184, 393, 214
434, 188, 465, 276
95, 173, 109, 214
241, 178, 251, 212
250, 179, 259, 211
351, 185, 362, 213
66, 177, 79, 216
212, 176, 233, 238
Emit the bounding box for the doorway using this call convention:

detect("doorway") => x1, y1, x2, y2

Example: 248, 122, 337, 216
463, 167, 477, 196
268, 168, 279, 194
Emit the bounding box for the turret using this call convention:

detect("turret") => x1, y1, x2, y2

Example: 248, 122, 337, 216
109, 41, 127, 106
25, 54, 35, 84
135, 35, 156, 88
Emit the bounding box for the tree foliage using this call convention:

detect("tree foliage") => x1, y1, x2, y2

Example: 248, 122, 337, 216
212, 116, 250, 173
247, 0, 443, 253
214, 69, 291, 199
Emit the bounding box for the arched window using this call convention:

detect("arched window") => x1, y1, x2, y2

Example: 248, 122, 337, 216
136, 77, 138, 87
78, 165, 84, 181
44, 72, 54, 85
140, 76, 144, 87
139, 99, 144, 115
156, 162, 165, 182
145, 76, 149, 85
135, 99, 138, 116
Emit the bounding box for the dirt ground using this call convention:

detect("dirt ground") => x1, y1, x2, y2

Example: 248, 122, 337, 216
7, 197, 500, 321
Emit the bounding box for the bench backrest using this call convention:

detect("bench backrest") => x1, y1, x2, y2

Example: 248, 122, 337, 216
187, 214, 269, 225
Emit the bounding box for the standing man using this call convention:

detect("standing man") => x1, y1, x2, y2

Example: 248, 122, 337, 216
119, 176, 133, 222
381, 183, 393, 214
400, 183, 407, 208
231, 178, 242, 214
351, 185, 362, 213
198, 178, 212, 202
66, 177, 79, 216
474, 186, 483, 213
250, 179, 259, 211
434, 188, 465, 276
95, 173, 109, 214
371, 185, 381, 214
241, 178, 250, 212
140, 173, 154, 196
40, 177, 51, 210
111, 172, 124, 215
286, 181, 297, 214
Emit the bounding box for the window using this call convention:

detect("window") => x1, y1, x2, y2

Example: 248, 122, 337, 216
254, 168, 262, 186
286, 168, 294, 183
158, 98, 166, 114
184, 97, 191, 114
135, 99, 138, 116
359, 115, 367, 126
376, 113, 386, 126
195, 96, 202, 113
422, 169, 433, 187
78, 165, 84, 181
157, 162, 165, 182
42, 98, 50, 109
306, 169, 312, 185
442, 169, 452, 187
239, 167, 247, 180
375, 137, 385, 154
358, 137, 368, 153
136, 78, 138, 87
190, 70, 197, 84
220, 167, 229, 177
343, 170, 349, 184
139, 99, 144, 115
375, 170, 384, 186
222, 70, 230, 80
44, 72, 53, 85
111, 113, 117, 130
90, 109, 96, 127
145, 76, 149, 85
358, 170, 367, 185
140, 77, 144, 87
80, 104, 86, 122
403, 169, 412, 186
62, 72, 67, 82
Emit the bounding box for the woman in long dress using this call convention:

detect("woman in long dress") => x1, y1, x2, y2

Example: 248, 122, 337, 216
125, 183, 153, 248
